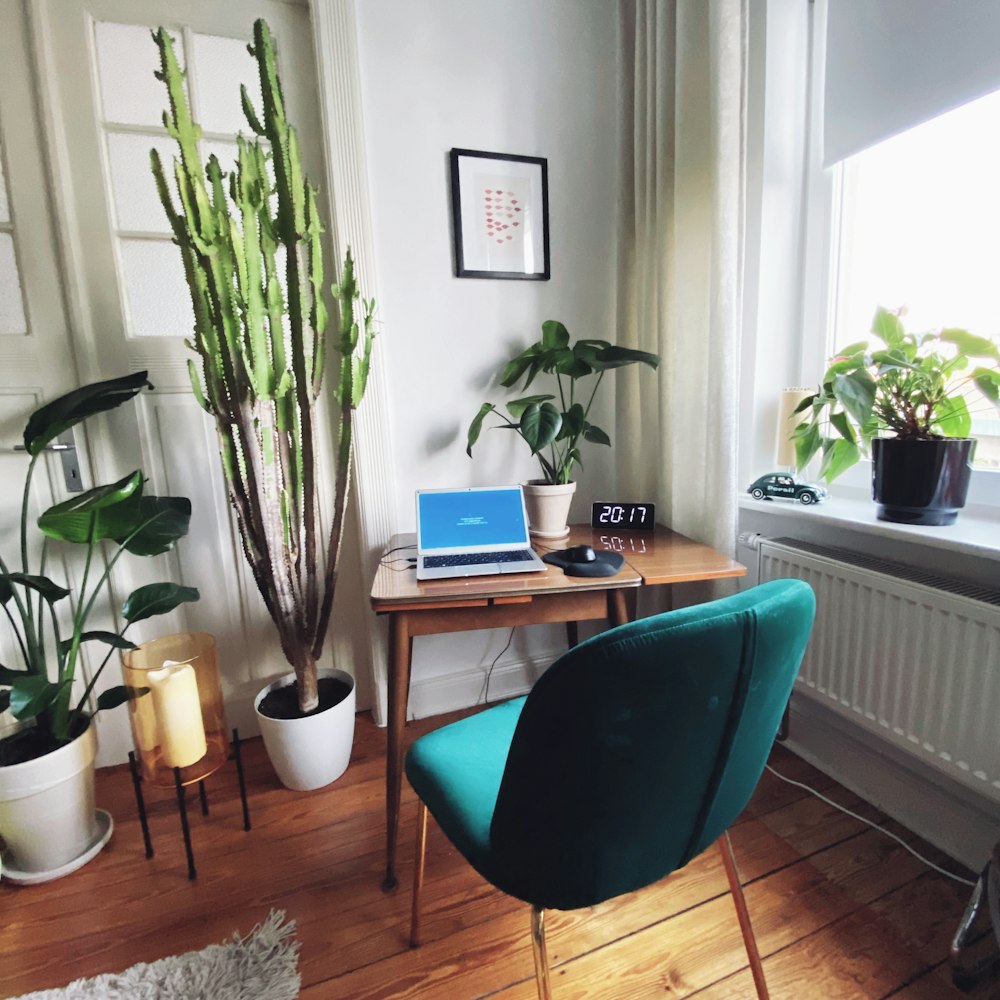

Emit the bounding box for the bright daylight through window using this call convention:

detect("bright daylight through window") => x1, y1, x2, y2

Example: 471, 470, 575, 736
833, 88, 1000, 470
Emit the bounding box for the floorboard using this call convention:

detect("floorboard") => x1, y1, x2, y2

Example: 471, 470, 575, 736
0, 709, 994, 999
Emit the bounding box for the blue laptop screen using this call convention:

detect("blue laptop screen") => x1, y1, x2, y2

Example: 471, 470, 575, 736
418, 489, 526, 550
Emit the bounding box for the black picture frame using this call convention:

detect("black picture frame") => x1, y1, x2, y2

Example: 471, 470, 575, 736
449, 148, 550, 280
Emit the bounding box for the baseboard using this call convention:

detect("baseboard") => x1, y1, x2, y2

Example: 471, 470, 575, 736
785, 694, 1000, 872
406, 651, 558, 721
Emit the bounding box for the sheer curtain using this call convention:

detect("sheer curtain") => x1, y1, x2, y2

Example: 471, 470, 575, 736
616, 0, 747, 560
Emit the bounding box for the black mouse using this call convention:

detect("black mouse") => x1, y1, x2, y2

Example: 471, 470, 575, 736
565, 544, 597, 563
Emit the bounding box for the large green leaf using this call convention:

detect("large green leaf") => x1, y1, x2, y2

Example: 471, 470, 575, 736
870, 306, 904, 346
38, 471, 144, 544
939, 328, 1000, 360
832, 370, 877, 428
540, 320, 570, 350
120, 496, 192, 556
9, 676, 66, 721
934, 394, 971, 438
819, 438, 861, 482
500, 348, 540, 387
96, 685, 134, 712
588, 344, 661, 372
583, 423, 611, 446
972, 367, 1000, 405
518, 401, 562, 454
3, 573, 70, 604
793, 422, 822, 470
829, 410, 857, 444
58, 631, 138, 657
122, 582, 200, 625
557, 403, 585, 441
23, 372, 151, 456
505, 395, 554, 420
466, 402, 498, 456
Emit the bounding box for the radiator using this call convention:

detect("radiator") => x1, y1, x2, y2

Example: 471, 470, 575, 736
751, 536, 1000, 803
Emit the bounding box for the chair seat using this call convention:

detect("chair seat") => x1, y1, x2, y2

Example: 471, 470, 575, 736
405, 696, 526, 879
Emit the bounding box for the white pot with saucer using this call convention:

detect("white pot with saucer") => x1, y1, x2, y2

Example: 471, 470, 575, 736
522, 480, 577, 539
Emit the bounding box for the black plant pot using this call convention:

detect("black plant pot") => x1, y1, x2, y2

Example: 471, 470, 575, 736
871, 437, 975, 526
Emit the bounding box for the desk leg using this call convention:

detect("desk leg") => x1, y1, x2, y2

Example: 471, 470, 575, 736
609, 589, 630, 628
566, 621, 579, 648
384, 611, 412, 892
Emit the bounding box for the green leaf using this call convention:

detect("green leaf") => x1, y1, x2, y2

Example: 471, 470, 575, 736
122, 583, 200, 625
96, 686, 133, 713
540, 320, 570, 350
832, 370, 877, 428
972, 367, 1000, 406
558, 403, 586, 441
499, 348, 540, 387
588, 345, 661, 371
38, 471, 144, 544
819, 438, 861, 482
583, 423, 612, 446
23, 372, 151, 456
9, 676, 66, 721
934, 394, 972, 438
518, 401, 562, 454
505, 395, 554, 420
829, 411, 856, 443
3, 573, 70, 604
794, 423, 822, 470
466, 402, 497, 456
552, 353, 592, 378
120, 496, 192, 556
0, 576, 12, 605
871, 307, 904, 346
939, 329, 1000, 360
58, 631, 138, 657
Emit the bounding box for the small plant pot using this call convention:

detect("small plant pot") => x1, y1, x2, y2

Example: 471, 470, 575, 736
522, 480, 577, 539
0, 721, 103, 878
872, 437, 975, 526
254, 668, 356, 791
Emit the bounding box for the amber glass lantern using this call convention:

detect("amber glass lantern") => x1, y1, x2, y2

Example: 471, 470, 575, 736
122, 632, 229, 788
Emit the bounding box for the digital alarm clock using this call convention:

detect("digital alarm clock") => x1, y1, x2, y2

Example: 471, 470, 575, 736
590, 502, 656, 531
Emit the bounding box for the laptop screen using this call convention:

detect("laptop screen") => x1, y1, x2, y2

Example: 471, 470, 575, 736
417, 487, 529, 552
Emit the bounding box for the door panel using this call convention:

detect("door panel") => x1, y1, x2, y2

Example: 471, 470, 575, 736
30, 0, 372, 765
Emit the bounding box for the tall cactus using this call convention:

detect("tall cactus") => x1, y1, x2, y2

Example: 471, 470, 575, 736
150, 20, 375, 713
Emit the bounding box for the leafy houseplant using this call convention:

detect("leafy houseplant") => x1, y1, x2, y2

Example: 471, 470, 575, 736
467, 320, 660, 484
151, 21, 375, 729
793, 306, 1000, 480
0, 373, 198, 766
793, 307, 1000, 524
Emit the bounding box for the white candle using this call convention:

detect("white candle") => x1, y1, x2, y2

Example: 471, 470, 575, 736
148, 660, 207, 769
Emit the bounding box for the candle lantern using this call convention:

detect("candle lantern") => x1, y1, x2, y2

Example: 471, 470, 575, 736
122, 632, 228, 787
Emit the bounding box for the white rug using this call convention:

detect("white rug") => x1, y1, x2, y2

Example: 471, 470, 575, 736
10, 910, 300, 1000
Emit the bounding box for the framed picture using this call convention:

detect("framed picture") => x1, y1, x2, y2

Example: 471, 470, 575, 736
449, 148, 550, 280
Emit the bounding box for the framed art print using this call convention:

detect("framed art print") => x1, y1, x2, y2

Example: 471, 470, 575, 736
449, 148, 550, 280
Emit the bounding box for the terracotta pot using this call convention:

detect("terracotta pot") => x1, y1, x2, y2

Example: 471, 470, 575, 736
254, 668, 356, 791
522, 480, 577, 539
871, 437, 974, 526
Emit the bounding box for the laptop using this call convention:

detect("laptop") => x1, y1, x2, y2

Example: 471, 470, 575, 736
415, 486, 547, 581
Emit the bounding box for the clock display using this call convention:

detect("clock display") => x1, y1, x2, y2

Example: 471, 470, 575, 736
591, 501, 656, 530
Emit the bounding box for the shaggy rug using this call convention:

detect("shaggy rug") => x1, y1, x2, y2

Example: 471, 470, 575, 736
9, 910, 300, 1000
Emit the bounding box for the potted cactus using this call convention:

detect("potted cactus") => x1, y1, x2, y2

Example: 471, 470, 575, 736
0, 373, 197, 880
151, 20, 375, 790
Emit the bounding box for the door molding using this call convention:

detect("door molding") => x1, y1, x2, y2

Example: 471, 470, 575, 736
311, 0, 396, 725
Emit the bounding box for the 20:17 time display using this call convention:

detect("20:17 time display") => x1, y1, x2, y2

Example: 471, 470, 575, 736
590, 502, 656, 530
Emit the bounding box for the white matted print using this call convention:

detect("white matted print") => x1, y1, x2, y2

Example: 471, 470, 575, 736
450, 149, 549, 280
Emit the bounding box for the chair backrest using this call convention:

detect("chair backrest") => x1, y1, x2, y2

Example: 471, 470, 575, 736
489, 578, 815, 910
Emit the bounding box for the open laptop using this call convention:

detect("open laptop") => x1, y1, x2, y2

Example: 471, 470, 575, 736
415, 486, 547, 581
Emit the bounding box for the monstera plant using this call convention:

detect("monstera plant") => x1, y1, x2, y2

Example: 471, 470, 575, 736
151, 20, 375, 788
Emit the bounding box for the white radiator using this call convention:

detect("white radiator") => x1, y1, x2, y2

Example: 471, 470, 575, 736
752, 536, 1000, 803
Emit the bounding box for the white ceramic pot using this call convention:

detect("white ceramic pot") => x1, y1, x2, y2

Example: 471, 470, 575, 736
254, 668, 356, 791
522, 480, 577, 539
0, 721, 99, 875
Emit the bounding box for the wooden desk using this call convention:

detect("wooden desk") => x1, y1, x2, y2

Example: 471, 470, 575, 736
369, 523, 745, 890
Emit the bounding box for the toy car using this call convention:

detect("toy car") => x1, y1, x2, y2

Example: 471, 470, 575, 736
747, 472, 828, 505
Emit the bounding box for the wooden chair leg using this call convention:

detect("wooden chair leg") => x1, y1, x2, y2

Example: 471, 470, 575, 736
718, 830, 770, 1000
530, 905, 553, 1000
409, 800, 428, 948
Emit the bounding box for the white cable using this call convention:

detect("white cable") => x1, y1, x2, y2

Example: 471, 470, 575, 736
764, 764, 977, 888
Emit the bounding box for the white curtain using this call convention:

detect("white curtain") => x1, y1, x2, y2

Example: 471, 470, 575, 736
616, 0, 746, 560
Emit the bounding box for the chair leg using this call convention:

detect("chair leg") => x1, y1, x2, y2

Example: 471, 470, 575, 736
718, 831, 769, 1000
410, 800, 428, 948
530, 905, 553, 1000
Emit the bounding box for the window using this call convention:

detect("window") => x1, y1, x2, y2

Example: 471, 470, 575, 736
831, 90, 1000, 471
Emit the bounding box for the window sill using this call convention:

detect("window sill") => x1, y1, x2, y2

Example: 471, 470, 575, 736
738, 491, 1000, 562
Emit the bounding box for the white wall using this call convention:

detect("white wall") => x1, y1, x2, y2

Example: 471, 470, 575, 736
354, 0, 620, 711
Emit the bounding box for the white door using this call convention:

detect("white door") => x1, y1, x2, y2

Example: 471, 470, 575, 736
23, 0, 372, 765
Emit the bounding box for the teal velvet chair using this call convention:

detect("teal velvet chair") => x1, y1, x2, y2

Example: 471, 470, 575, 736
405, 579, 816, 999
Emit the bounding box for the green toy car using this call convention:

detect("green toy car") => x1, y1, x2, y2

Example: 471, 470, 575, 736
747, 472, 828, 505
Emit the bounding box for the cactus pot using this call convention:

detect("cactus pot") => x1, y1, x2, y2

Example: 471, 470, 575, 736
254, 668, 356, 791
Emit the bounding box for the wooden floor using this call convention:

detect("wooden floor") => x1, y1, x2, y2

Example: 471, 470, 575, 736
1, 708, 993, 999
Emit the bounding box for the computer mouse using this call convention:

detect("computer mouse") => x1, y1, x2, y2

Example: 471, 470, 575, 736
565, 544, 597, 563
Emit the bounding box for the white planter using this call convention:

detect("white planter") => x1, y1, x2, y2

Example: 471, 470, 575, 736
522, 480, 577, 538
254, 668, 356, 791
0, 722, 101, 877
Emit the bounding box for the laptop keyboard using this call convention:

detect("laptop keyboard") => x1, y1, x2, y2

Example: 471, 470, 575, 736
423, 550, 534, 569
